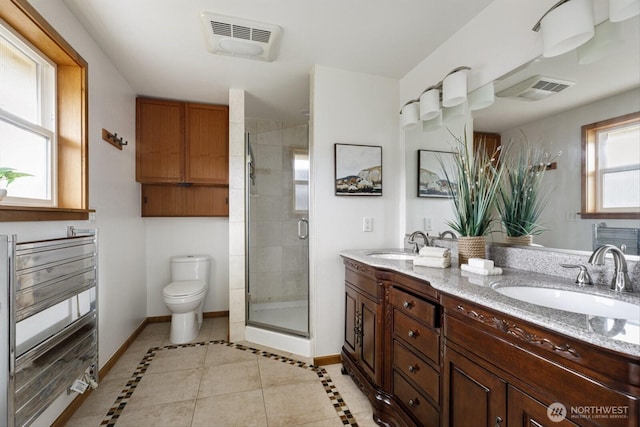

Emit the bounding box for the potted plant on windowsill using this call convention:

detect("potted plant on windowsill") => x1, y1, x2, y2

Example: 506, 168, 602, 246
0, 167, 33, 201
497, 144, 561, 245
439, 132, 505, 265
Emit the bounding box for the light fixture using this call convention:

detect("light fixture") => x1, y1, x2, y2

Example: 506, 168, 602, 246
422, 111, 443, 132
468, 82, 495, 111
442, 102, 467, 124
442, 67, 470, 107
609, 0, 640, 22
419, 86, 441, 121
533, 0, 595, 58
400, 101, 420, 129
218, 39, 265, 57
577, 20, 623, 64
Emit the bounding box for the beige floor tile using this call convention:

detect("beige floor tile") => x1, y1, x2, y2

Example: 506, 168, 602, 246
198, 360, 261, 398
262, 380, 338, 426
104, 349, 147, 380
294, 415, 346, 427
353, 410, 379, 427
191, 389, 268, 427
146, 346, 207, 374
116, 399, 196, 427
68, 376, 129, 419
322, 364, 372, 414
204, 343, 258, 366
258, 357, 319, 388
63, 413, 104, 427
128, 368, 202, 407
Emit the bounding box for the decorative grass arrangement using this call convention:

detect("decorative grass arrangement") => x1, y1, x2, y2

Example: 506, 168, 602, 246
497, 143, 561, 237
438, 132, 505, 237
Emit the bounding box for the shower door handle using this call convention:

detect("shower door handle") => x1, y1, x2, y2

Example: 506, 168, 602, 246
298, 218, 309, 240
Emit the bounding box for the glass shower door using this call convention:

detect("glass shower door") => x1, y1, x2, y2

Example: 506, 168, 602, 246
246, 124, 309, 337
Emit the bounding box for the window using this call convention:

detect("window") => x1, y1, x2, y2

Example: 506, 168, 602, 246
0, 0, 88, 221
292, 149, 309, 213
582, 112, 640, 219
0, 21, 57, 206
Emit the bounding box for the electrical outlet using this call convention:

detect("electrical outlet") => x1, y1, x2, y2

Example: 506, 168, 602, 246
424, 217, 432, 231
363, 217, 373, 232
89, 212, 96, 222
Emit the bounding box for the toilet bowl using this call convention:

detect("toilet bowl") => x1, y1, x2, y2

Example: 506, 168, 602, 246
162, 255, 211, 344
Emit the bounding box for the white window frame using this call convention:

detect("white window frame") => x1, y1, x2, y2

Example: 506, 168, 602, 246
0, 19, 57, 207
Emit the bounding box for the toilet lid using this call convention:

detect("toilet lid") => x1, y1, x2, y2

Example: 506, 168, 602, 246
164, 280, 205, 297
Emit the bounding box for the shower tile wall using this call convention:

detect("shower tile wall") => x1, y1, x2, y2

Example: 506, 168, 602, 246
246, 119, 309, 306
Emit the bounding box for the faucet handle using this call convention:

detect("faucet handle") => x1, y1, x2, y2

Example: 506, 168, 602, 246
560, 264, 593, 286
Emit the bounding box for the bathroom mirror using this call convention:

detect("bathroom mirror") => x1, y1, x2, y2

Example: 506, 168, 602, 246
405, 14, 640, 256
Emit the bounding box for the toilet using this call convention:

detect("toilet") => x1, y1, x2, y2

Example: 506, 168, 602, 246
163, 255, 211, 344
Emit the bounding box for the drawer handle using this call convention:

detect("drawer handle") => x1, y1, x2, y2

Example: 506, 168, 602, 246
403, 301, 413, 309
495, 416, 503, 427
408, 364, 417, 373
407, 329, 418, 338
408, 398, 419, 407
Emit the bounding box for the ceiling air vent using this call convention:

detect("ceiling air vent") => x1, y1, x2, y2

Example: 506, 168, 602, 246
496, 75, 575, 102
200, 13, 281, 61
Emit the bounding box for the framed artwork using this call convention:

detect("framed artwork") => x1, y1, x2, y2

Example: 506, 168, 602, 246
334, 144, 382, 196
418, 149, 456, 198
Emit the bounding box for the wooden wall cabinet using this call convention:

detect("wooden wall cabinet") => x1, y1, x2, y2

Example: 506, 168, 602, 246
136, 97, 229, 217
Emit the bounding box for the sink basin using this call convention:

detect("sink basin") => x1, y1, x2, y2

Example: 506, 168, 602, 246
367, 251, 416, 261
493, 285, 640, 320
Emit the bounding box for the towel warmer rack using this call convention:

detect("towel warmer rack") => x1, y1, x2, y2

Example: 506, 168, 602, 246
592, 222, 640, 256
1, 231, 99, 427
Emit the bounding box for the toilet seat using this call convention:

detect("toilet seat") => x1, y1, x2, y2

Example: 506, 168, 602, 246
163, 280, 206, 298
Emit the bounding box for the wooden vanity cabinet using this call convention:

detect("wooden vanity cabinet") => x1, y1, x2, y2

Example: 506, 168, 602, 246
389, 274, 442, 427
136, 97, 229, 216
442, 294, 639, 427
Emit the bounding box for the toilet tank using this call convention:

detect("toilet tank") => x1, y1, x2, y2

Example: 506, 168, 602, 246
170, 255, 211, 283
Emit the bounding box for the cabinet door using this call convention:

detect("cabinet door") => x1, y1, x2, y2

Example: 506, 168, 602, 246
136, 98, 184, 183
141, 185, 228, 217
444, 347, 506, 427
473, 131, 501, 160
185, 103, 229, 184
344, 284, 358, 360
359, 294, 382, 385
508, 387, 580, 427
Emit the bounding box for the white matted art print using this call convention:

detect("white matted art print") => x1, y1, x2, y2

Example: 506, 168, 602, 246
334, 144, 382, 196
418, 149, 456, 198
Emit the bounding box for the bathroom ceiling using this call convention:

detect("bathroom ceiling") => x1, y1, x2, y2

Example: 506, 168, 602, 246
62, 0, 494, 123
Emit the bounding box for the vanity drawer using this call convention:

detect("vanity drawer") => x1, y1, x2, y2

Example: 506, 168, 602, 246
394, 340, 439, 404
390, 287, 438, 328
393, 370, 439, 427
394, 310, 440, 364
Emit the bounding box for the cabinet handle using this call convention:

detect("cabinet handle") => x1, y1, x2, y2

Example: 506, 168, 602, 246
408, 398, 419, 407
495, 416, 503, 427
407, 329, 418, 338
403, 301, 412, 309
407, 364, 417, 373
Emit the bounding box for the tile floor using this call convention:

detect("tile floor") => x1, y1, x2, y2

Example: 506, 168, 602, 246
65, 317, 376, 427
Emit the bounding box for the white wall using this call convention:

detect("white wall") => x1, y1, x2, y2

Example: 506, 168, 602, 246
311, 65, 399, 357
500, 89, 640, 251
5, 1, 148, 424
145, 218, 230, 316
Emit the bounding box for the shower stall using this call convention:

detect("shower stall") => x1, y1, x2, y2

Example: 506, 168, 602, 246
245, 123, 309, 338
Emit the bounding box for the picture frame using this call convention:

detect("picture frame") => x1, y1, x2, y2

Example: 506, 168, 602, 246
418, 149, 456, 198
334, 143, 382, 196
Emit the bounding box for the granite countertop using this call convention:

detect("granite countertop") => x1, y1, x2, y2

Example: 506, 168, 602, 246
340, 249, 640, 358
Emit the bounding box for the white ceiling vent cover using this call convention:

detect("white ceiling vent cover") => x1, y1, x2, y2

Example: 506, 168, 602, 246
496, 75, 575, 102
201, 13, 281, 61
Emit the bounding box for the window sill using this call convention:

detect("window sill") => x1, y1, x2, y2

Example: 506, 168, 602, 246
581, 212, 640, 220
0, 206, 92, 222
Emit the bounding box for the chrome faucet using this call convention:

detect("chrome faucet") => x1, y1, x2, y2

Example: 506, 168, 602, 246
408, 231, 430, 253
588, 244, 633, 292
439, 230, 457, 239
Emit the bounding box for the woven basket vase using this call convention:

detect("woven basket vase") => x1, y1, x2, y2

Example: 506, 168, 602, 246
503, 235, 533, 246
457, 236, 487, 266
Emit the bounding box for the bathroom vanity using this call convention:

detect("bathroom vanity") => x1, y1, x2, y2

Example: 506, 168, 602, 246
340, 250, 640, 427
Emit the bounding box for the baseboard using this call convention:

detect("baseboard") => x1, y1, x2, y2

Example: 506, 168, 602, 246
51, 318, 149, 427
313, 354, 342, 366
204, 310, 229, 318
148, 310, 229, 324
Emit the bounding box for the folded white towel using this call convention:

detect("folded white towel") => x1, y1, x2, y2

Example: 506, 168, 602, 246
414, 256, 451, 268
460, 264, 503, 276
468, 258, 494, 270
418, 246, 451, 258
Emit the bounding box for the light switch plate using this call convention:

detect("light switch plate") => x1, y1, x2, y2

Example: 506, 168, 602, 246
363, 217, 373, 232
